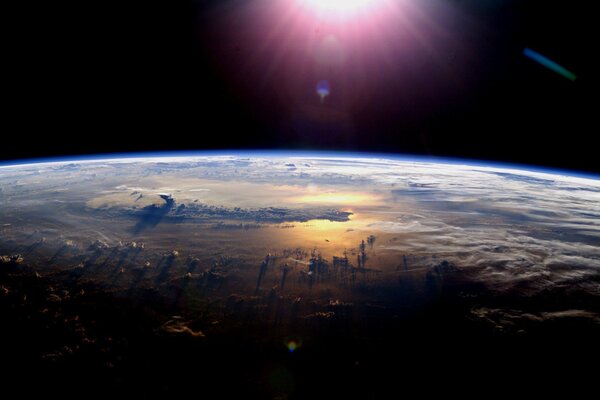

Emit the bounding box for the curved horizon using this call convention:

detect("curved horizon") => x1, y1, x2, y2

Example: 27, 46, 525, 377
1, 149, 599, 181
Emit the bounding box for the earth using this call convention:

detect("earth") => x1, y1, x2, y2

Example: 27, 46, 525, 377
1, 153, 599, 398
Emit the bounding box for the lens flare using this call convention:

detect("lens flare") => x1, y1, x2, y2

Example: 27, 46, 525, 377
523, 48, 577, 82
286, 340, 301, 352
316, 80, 331, 103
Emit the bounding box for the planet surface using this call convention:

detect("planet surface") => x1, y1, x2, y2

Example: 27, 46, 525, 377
1, 153, 599, 397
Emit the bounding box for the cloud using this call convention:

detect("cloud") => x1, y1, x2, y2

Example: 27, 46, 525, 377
304, 311, 335, 320
159, 318, 205, 337
0, 254, 24, 265
3, 155, 600, 306
116, 197, 353, 226
132, 194, 175, 234
471, 307, 600, 332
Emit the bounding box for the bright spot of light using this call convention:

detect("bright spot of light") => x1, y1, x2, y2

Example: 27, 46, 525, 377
305, 0, 376, 13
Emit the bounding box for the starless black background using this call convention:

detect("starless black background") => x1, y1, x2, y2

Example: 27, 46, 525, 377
5, 0, 597, 174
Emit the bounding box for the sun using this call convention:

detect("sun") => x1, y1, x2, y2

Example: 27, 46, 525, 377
304, 0, 377, 13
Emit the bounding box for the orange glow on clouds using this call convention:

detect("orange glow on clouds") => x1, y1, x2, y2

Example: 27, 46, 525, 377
292, 192, 380, 205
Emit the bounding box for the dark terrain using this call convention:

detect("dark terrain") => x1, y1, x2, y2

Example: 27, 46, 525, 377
2, 255, 599, 398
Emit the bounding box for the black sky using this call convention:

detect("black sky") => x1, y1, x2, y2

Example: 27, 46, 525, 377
5, 0, 598, 174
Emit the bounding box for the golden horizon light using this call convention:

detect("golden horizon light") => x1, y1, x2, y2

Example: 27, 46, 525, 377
291, 192, 381, 205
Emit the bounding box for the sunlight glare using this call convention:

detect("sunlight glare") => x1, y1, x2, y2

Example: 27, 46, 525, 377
304, 0, 378, 15
293, 192, 380, 205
